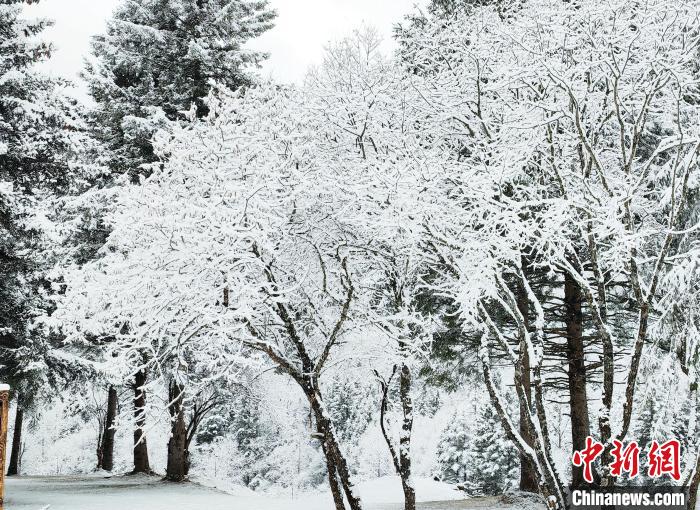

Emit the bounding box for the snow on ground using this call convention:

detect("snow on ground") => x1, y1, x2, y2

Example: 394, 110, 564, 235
355, 476, 466, 505
3, 475, 540, 510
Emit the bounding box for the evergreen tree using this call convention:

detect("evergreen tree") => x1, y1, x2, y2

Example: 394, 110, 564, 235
436, 410, 471, 483
0, 0, 83, 389
84, 0, 276, 177
436, 399, 518, 496
464, 401, 518, 496
0, 0, 87, 473
326, 377, 374, 443
235, 395, 262, 457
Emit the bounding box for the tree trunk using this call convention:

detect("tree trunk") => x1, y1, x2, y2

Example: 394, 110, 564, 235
166, 383, 188, 482
516, 267, 539, 493
7, 406, 22, 476
309, 388, 362, 510
481, 353, 565, 509
398, 363, 416, 510
320, 429, 346, 510
101, 386, 118, 472
96, 422, 104, 470
132, 370, 151, 474
565, 272, 592, 487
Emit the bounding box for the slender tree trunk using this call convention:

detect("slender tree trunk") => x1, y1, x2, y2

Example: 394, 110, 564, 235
320, 430, 346, 510
377, 363, 415, 510
183, 445, 191, 477
96, 423, 104, 470
132, 370, 151, 474
7, 407, 22, 476
565, 272, 592, 487
481, 355, 565, 509
398, 363, 416, 510
101, 386, 118, 472
166, 383, 188, 482
516, 266, 538, 493
309, 388, 362, 510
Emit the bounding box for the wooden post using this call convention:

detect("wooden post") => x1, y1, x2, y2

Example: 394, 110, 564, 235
0, 384, 9, 508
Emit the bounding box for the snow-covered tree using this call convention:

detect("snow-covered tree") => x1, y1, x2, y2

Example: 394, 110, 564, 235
84, 0, 276, 177
73, 1, 277, 476
435, 410, 471, 484
43, 1, 700, 507
464, 400, 518, 496
0, 0, 93, 475
400, 0, 700, 506
303, 28, 438, 510
56, 79, 365, 506
436, 396, 516, 496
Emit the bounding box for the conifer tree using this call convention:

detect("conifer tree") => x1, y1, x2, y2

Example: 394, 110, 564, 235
84, 0, 276, 177
326, 378, 374, 443
436, 410, 471, 484
464, 401, 518, 496
80, 0, 275, 476
0, 0, 84, 475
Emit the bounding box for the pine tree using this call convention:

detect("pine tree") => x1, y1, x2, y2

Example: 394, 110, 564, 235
0, 1, 82, 388
464, 401, 518, 496
0, 0, 84, 474
235, 395, 262, 457
436, 410, 471, 483
435, 399, 518, 496
326, 378, 374, 443
84, 0, 276, 177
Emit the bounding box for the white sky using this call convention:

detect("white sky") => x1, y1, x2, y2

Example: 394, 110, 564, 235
27, 0, 424, 87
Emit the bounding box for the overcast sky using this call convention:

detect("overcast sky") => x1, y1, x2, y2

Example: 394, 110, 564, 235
27, 0, 424, 87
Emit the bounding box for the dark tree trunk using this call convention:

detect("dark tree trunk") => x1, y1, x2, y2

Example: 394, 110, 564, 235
516, 265, 539, 493
101, 386, 118, 472
96, 423, 104, 470
377, 363, 416, 510
320, 428, 346, 510
565, 272, 592, 487
132, 370, 151, 474
518, 349, 539, 492
7, 406, 22, 476
166, 383, 188, 482
308, 387, 362, 510
398, 363, 416, 510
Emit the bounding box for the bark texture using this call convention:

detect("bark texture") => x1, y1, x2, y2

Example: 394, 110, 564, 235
320, 424, 346, 510
100, 386, 118, 472
166, 382, 189, 482
132, 369, 151, 474
564, 272, 592, 487
516, 270, 538, 493
687, 452, 700, 510
6, 406, 22, 476
378, 363, 416, 510
398, 363, 416, 510
309, 390, 362, 510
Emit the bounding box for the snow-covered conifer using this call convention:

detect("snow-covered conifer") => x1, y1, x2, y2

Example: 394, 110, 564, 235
84, 0, 276, 176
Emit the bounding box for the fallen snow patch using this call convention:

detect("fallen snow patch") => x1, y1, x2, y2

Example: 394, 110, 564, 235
356, 476, 466, 505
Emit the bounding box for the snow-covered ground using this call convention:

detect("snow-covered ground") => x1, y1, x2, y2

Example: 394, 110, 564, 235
3, 475, 532, 510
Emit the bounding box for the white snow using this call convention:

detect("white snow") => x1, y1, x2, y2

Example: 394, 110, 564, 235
3, 475, 532, 510
355, 476, 465, 505
0, 383, 9, 391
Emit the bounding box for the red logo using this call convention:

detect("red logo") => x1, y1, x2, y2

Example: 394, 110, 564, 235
572, 437, 604, 483
648, 440, 681, 481
610, 440, 640, 478
572, 437, 681, 483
